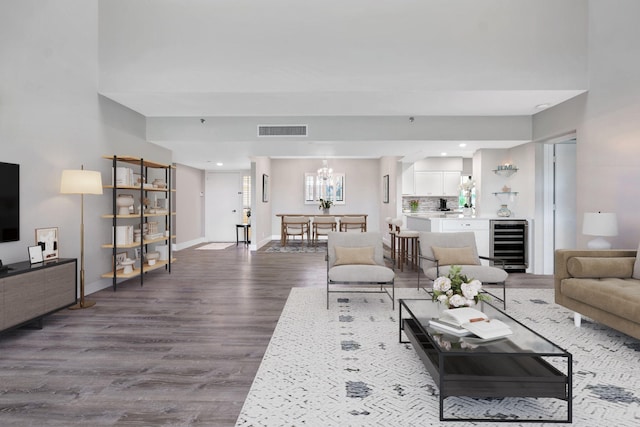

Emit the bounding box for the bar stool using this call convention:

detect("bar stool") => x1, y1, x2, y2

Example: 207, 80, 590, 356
393, 218, 419, 272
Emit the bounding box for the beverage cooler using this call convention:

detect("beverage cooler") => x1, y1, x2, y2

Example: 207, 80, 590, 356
490, 220, 528, 272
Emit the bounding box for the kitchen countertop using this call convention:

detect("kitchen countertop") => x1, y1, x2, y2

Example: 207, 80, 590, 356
403, 211, 463, 218
405, 213, 527, 220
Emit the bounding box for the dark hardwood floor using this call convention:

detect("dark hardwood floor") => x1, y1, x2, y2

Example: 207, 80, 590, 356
0, 242, 552, 426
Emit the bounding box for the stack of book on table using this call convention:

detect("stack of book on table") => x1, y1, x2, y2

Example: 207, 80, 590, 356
428, 307, 513, 340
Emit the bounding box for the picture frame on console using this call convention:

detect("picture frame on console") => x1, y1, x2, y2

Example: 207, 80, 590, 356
35, 227, 59, 260
28, 245, 44, 264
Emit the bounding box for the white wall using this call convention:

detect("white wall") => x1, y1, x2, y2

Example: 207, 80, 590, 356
251, 157, 272, 249
269, 159, 381, 237
533, 1, 640, 250
0, 1, 171, 295
379, 156, 402, 244
175, 163, 205, 248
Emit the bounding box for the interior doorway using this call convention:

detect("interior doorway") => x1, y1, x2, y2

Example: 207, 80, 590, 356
542, 137, 577, 274
205, 172, 244, 242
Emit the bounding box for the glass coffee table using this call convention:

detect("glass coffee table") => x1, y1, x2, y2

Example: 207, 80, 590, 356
399, 298, 572, 423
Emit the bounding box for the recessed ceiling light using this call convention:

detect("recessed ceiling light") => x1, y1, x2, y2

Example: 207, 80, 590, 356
441, 152, 447, 156
216, 162, 223, 166
459, 143, 467, 148
535, 103, 550, 109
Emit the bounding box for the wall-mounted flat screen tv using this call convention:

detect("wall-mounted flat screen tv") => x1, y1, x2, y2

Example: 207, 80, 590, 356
0, 162, 19, 242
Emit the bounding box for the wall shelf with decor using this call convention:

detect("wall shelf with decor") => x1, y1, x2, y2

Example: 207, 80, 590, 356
492, 191, 519, 196
101, 155, 176, 290
493, 166, 518, 177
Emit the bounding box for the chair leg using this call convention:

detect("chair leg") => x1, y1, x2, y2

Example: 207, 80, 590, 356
574, 312, 581, 327
327, 281, 330, 309
502, 281, 506, 310
392, 282, 395, 310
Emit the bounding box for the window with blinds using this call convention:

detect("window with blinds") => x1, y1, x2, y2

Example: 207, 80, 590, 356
243, 175, 251, 223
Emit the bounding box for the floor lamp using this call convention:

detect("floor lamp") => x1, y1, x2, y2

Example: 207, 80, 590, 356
60, 166, 103, 309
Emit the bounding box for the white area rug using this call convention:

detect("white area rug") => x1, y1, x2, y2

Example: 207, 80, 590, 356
236, 287, 640, 426
195, 242, 235, 250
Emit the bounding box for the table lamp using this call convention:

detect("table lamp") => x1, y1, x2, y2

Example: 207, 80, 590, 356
582, 212, 618, 249
60, 166, 103, 309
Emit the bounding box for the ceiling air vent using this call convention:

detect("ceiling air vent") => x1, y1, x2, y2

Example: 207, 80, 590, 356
258, 124, 308, 137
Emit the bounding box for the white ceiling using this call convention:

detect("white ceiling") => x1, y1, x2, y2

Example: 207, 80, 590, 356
99, 0, 588, 170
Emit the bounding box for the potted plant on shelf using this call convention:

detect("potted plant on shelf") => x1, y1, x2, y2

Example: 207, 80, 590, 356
409, 199, 419, 212
319, 198, 333, 214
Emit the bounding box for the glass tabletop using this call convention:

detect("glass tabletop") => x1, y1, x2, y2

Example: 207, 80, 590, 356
400, 298, 569, 356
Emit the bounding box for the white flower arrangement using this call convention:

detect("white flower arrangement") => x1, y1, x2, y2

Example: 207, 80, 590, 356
459, 179, 475, 208
459, 179, 475, 192
432, 265, 489, 308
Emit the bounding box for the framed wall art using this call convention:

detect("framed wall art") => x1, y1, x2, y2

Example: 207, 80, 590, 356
262, 174, 269, 202
35, 227, 59, 260
383, 174, 390, 203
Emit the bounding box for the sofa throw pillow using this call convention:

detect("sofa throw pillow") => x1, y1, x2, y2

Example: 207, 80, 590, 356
431, 246, 480, 266
633, 242, 640, 279
334, 246, 376, 266
568, 256, 635, 278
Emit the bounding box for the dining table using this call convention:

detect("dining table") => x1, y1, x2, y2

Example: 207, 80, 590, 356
275, 214, 368, 246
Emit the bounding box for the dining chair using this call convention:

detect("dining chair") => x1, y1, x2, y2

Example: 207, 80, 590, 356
282, 216, 310, 247
312, 216, 337, 245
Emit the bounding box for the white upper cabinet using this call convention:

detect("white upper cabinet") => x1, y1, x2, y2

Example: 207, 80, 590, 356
442, 171, 461, 196
415, 171, 461, 196
414, 171, 443, 196
402, 163, 415, 195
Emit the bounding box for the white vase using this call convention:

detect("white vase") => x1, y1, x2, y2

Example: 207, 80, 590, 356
497, 204, 512, 217
116, 194, 134, 215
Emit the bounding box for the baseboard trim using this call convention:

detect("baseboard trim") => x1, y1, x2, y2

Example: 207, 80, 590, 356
175, 237, 206, 251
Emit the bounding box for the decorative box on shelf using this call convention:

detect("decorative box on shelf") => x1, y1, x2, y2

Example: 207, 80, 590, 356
112, 225, 134, 245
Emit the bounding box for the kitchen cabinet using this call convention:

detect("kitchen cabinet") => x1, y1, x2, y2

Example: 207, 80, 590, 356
414, 171, 460, 196
442, 171, 461, 196
402, 163, 415, 195
430, 218, 490, 265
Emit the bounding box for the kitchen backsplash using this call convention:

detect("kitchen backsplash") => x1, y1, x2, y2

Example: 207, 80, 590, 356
402, 196, 459, 212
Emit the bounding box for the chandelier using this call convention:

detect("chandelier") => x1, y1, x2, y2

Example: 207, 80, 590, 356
317, 159, 333, 181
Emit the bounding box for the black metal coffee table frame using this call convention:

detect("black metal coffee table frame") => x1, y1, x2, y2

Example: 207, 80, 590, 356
399, 298, 572, 423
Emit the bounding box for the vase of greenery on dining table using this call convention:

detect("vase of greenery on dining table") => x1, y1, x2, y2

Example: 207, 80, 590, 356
319, 198, 333, 214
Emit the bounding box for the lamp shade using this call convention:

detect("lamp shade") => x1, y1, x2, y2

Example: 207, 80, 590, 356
582, 212, 618, 237
60, 169, 103, 195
